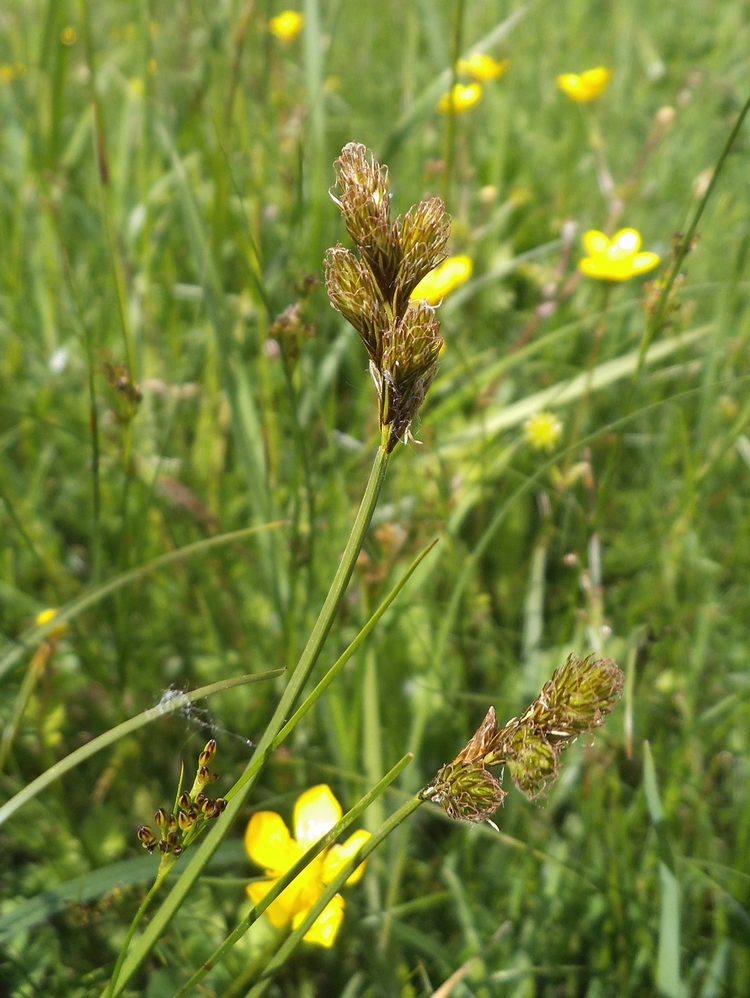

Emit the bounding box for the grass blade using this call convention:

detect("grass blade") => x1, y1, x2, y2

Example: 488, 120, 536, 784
643, 741, 686, 998
379, 6, 528, 161
441, 324, 712, 453
108, 442, 390, 995
0, 671, 283, 828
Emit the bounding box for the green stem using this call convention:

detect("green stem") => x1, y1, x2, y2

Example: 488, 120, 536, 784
642, 89, 750, 366
104, 864, 171, 998
562, 281, 612, 477
441, 0, 466, 208
109, 436, 390, 995
0, 643, 54, 773
595, 88, 750, 527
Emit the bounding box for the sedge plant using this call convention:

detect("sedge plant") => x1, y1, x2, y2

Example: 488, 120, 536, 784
98, 144, 625, 997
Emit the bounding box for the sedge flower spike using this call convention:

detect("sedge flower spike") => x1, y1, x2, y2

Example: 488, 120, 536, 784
269, 10, 303, 43
578, 229, 660, 282
245, 785, 370, 948
437, 83, 482, 114
557, 66, 612, 103
457, 53, 509, 82
410, 255, 473, 305
326, 143, 450, 451
420, 655, 623, 824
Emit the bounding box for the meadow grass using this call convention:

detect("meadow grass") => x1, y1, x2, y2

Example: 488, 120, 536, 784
1, 0, 750, 996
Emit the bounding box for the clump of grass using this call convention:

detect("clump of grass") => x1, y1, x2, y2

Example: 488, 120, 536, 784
2, 2, 750, 997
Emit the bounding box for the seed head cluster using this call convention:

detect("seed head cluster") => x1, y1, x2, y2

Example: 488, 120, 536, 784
325, 143, 450, 452
421, 655, 624, 824
138, 739, 227, 861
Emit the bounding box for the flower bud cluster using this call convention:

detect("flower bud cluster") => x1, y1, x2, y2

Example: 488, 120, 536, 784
138, 739, 227, 859
325, 143, 450, 452
421, 655, 623, 824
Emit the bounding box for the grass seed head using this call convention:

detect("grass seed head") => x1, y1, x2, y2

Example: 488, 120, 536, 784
422, 655, 624, 822
327, 143, 449, 451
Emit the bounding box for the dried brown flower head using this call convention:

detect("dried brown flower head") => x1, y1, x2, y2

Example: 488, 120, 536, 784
325, 143, 450, 452
421, 655, 624, 824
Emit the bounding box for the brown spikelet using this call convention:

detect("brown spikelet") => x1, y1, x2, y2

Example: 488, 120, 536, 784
421, 655, 624, 823
326, 142, 450, 452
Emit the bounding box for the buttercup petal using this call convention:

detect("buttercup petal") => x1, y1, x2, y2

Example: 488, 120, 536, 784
293, 785, 342, 849
583, 230, 609, 255
269, 11, 303, 43
457, 53, 509, 82
321, 829, 371, 885
556, 74, 582, 97
245, 811, 301, 875
437, 83, 482, 115
578, 257, 607, 279
631, 252, 660, 275
247, 855, 326, 928
557, 67, 611, 102
247, 879, 298, 928
581, 67, 612, 90
410, 254, 472, 304
612, 229, 641, 253
294, 894, 345, 948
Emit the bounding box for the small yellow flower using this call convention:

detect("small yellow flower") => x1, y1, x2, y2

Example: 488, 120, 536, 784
578, 229, 660, 282
269, 11, 304, 43
35, 608, 68, 641
524, 412, 563, 451
457, 53, 509, 82
245, 785, 370, 948
61, 26, 78, 46
556, 66, 612, 103
410, 255, 473, 305
437, 83, 482, 115
0, 64, 16, 84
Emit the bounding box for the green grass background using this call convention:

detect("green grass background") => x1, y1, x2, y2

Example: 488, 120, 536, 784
1, 0, 750, 995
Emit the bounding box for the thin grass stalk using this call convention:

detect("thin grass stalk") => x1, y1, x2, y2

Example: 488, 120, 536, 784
248, 537, 438, 774
108, 431, 390, 995
561, 281, 612, 477
104, 871, 167, 998
302, 0, 326, 264
639, 90, 750, 368
0, 641, 56, 773
171, 754, 413, 998
0, 671, 282, 828
595, 89, 750, 525
441, 0, 465, 208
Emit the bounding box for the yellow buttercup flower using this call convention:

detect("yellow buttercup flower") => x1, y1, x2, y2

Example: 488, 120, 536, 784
457, 53, 509, 82
269, 11, 304, 43
245, 785, 370, 948
578, 229, 660, 282
0, 64, 16, 84
437, 83, 482, 115
524, 412, 563, 451
556, 66, 612, 103
410, 255, 473, 305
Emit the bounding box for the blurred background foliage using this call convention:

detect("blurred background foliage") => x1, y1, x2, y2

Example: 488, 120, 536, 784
1, 0, 749, 995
